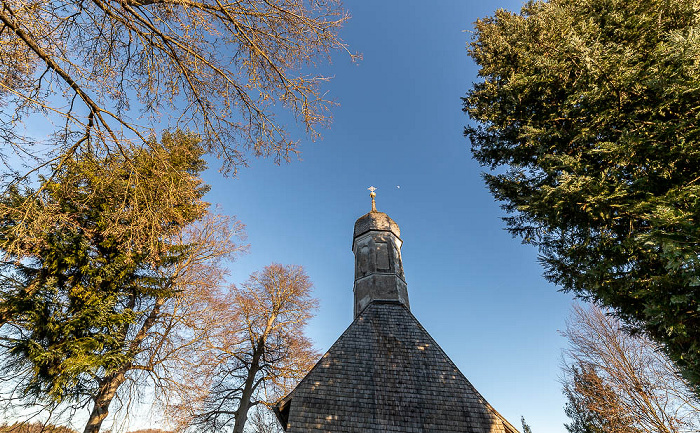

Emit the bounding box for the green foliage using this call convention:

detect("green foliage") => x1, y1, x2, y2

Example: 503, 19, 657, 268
521, 416, 533, 433
464, 0, 700, 390
0, 131, 209, 402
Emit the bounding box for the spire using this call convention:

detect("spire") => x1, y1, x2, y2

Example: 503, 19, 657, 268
352, 189, 409, 317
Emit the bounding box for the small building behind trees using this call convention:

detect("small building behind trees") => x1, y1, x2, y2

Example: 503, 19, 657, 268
275, 192, 517, 432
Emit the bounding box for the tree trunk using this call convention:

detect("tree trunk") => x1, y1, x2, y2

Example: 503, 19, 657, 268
83, 370, 127, 433
232, 339, 264, 433
83, 297, 165, 433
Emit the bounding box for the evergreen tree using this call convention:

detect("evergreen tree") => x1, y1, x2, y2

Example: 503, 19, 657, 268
0, 131, 213, 430
464, 0, 700, 390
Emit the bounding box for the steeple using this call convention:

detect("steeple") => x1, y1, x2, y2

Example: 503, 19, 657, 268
275, 193, 518, 433
352, 187, 409, 317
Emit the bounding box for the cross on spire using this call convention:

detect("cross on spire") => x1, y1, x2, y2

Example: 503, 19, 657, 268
368, 186, 377, 212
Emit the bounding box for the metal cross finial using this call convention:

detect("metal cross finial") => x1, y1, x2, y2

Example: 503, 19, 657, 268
368, 186, 377, 211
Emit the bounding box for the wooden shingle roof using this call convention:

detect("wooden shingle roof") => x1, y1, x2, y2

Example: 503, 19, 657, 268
276, 301, 518, 433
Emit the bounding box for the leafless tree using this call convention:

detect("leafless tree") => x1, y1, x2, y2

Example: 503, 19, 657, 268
562, 304, 700, 433
171, 263, 318, 433
0, 0, 354, 176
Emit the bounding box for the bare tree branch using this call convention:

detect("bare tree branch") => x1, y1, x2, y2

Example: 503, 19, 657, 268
562, 304, 700, 433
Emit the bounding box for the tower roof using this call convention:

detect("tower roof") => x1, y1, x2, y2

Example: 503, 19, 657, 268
276, 301, 517, 433
353, 187, 400, 241
353, 210, 401, 240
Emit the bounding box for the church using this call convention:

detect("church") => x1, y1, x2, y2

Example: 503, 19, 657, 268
275, 189, 518, 432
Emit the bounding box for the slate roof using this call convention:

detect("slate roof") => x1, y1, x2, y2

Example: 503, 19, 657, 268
276, 301, 518, 433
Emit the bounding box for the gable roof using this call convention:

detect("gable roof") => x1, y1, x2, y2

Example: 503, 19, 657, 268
276, 301, 518, 433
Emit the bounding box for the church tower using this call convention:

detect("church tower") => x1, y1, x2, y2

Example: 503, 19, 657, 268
352, 187, 409, 316
275, 189, 518, 433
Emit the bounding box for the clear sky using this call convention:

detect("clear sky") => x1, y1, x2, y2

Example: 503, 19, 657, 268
202, 1, 576, 432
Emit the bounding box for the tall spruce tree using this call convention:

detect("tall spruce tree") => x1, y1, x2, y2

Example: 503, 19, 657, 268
464, 0, 700, 390
0, 131, 211, 430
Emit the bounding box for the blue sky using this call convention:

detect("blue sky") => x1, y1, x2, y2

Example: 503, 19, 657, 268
203, 1, 576, 432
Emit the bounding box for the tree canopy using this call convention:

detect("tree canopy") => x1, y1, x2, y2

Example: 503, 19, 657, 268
172, 263, 317, 433
0, 0, 352, 175
0, 131, 244, 433
464, 0, 700, 389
